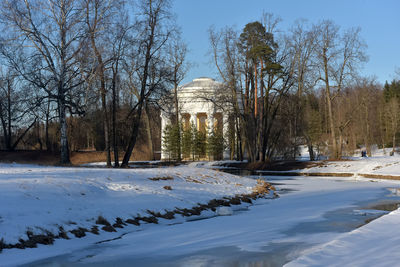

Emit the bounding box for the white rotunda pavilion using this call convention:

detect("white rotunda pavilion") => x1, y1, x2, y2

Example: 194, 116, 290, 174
160, 77, 230, 160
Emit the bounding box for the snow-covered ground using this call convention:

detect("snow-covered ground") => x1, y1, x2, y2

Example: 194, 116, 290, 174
287, 207, 400, 266
0, 162, 261, 265
299, 156, 400, 176
257, 151, 400, 178
2, 156, 400, 266
28, 171, 400, 266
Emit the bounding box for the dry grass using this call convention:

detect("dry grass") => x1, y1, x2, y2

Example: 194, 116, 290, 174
0, 150, 60, 165
360, 173, 400, 180
0, 145, 158, 166
252, 179, 273, 195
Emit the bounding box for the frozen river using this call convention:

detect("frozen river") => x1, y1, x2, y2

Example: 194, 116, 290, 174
31, 173, 400, 266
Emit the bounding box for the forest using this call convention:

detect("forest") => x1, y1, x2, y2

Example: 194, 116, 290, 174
0, 0, 399, 165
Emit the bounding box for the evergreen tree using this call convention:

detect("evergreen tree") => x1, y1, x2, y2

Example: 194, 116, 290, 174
181, 123, 193, 160
162, 123, 180, 160
383, 80, 400, 101
207, 129, 225, 160
192, 124, 207, 160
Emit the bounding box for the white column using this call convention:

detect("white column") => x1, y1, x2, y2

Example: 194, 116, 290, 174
190, 113, 196, 130
209, 113, 215, 135
160, 111, 169, 160
223, 114, 230, 159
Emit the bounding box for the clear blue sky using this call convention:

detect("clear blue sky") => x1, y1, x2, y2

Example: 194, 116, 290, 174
172, 0, 400, 85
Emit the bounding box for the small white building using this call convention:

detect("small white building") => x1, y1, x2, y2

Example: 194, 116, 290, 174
160, 77, 231, 160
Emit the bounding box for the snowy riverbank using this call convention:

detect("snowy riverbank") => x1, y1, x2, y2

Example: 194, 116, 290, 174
0, 163, 272, 252
287, 205, 400, 266
2, 157, 400, 266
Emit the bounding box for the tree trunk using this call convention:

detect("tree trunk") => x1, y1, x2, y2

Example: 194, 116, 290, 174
258, 59, 264, 162
58, 97, 70, 164
0, 100, 10, 150
112, 67, 119, 167
254, 62, 258, 117
92, 44, 111, 167
7, 80, 12, 150
46, 99, 51, 151
144, 103, 154, 160
338, 131, 343, 158
365, 103, 371, 157
392, 131, 396, 155
324, 60, 338, 159
101, 89, 111, 167
58, 16, 70, 165
37, 121, 42, 150
173, 81, 181, 161
121, 108, 143, 167
121, 2, 158, 167
307, 139, 315, 161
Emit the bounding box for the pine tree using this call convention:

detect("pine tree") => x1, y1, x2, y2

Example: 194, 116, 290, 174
207, 129, 225, 160
162, 123, 180, 160
162, 124, 172, 161
181, 122, 193, 160
192, 123, 207, 160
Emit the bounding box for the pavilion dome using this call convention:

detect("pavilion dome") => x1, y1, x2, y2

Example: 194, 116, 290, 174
178, 77, 222, 92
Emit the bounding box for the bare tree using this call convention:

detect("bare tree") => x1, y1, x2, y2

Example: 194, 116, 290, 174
1, 0, 88, 164
0, 69, 38, 150
165, 34, 189, 161
120, 0, 174, 167
209, 17, 296, 162
209, 26, 245, 160
286, 19, 318, 159
314, 20, 367, 159
386, 97, 399, 155
84, 0, 125, 167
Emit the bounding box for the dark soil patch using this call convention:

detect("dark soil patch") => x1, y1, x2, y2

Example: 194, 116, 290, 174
137, 216, 158, 224
148, 176, 174, 181
95, 216, 111, 226
101, 225, 116, 232
113, 217, 127, 228
147, 210, 175, 220
70, 227, 88, 238
57, 227, 69, 239
125, 218, 140, 226
90, 226, 100, 235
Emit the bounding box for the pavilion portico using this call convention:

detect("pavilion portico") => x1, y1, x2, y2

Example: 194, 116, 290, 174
160, 77, 230, 160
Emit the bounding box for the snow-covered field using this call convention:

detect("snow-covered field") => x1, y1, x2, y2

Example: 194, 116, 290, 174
298, 156, 400, 176
2, 155, 400, 266
0, 162, 263, 265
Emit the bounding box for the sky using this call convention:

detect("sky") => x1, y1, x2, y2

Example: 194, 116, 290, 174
172, 0, 400, 85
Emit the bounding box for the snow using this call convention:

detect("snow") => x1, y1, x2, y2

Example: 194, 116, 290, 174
28, 173, 400, 266
286, 208, 400, 267
303, 156, 400, 176
3, 156, 400, 266
0, 163, 257, 245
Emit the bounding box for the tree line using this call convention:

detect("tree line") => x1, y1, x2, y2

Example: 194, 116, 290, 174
208, 14, 399, 162
0, 2, 398, 164
0, 0, 185, 166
